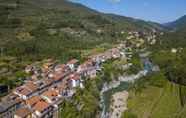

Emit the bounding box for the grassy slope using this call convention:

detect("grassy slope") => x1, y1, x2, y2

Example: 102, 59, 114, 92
125, 73, 186, 118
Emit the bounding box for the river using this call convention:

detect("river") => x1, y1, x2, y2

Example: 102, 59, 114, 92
100, 70, 147, 118
100, 52, 156, 118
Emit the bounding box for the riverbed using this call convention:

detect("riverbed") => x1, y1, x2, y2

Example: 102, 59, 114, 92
102, 82, 130, 117
109, 90, 129, 118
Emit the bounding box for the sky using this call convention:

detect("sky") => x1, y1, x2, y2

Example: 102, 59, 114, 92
70, 0, 186, 23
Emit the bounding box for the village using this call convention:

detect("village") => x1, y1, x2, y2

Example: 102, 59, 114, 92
0, 43, 127, 118
0, 29, 161, 118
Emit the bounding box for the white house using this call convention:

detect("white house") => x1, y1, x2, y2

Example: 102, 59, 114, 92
68, 73, 82, 88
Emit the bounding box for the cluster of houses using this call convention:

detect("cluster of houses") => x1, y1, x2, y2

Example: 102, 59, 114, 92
126, 30, 161, 48
0, 47, 123, 118
126, 31, 146, 48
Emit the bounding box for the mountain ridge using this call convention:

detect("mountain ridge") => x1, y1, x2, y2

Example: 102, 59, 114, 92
163, 15, 186, 30
0, 0, 164, 31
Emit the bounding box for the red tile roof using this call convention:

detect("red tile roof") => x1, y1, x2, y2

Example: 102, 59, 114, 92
33, 100, 51, 113
15, 107, 32, 118
25, 82, 38, 92
26, 96, 42, 107
53, 72, 65, 81
78, 60, 93, 70
42, 89, 59, 100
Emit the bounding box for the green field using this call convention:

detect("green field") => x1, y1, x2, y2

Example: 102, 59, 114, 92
123, 72, 186, 118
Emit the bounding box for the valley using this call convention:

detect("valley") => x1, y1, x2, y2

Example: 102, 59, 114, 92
0, 0, 186, 118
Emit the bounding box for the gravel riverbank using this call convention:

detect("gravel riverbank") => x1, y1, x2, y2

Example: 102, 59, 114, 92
109, 91, 129, 118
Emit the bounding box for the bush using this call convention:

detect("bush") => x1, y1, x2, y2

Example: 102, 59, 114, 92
122, 110, 138, 118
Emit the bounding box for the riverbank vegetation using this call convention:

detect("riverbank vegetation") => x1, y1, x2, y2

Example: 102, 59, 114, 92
127, 54, 142, 74
60, 79, 101, 118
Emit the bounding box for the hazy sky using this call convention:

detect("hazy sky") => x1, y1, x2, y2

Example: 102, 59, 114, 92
70, 0, 186, 23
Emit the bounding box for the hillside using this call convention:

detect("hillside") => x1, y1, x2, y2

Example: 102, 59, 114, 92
164, 15, 186, 30
0, 0, 164, 67
153, 26, 186, 50
0, 0, 166, 39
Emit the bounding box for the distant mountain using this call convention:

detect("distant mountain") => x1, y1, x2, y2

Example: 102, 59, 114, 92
155, 16, 186, 50
105, 13, 166, 31
164, 15, 186, 30
0, 0, 163, 36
